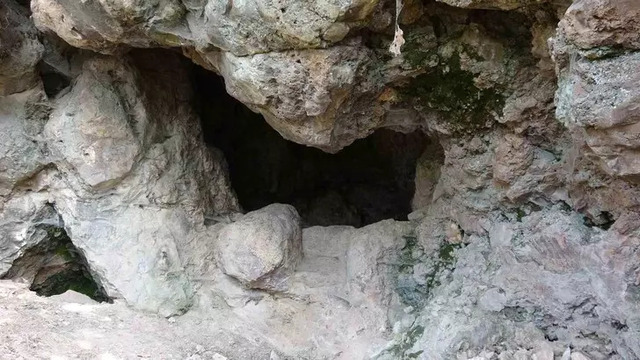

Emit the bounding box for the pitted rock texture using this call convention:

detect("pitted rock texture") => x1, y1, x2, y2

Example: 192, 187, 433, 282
558, 0, 640, 50
31, 0, 378, 55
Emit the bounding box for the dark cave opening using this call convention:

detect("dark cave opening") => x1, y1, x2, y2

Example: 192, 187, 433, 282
39, 62, 71, 99
192, 66, 438, 228
2, 205, 111, 302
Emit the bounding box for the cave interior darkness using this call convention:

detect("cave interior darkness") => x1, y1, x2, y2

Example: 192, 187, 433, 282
1, 204, 111, 302
192, 65, 440, 228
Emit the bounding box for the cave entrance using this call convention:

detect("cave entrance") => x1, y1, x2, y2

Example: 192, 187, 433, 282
2, 205, 111, 302
193, 66, 441, 227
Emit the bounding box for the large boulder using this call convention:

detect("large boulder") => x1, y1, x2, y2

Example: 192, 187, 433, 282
193, 43, 382, 152
558, 0, 640, 51
217, 204, 302, 290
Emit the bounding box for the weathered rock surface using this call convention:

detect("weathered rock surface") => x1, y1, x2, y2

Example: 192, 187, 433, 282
1, 43, 240, 316
379, 207, 640, 359
556, 52, 640, 178
558, 0, 640, 50
0, 0, 44, 95
31, 0, 379, 56
554, 0, 640, 180
27, 0, 556, 152
0, 88, 49, 196
2, 0, 640, 358
217, 204, 302, 290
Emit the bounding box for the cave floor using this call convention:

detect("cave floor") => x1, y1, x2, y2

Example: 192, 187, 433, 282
0, 281, 280, 360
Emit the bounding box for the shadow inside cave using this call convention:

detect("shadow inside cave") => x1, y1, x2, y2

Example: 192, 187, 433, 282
192, 65, 443, 228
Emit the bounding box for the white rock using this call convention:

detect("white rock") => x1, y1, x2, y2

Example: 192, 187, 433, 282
571, 352, 591, 360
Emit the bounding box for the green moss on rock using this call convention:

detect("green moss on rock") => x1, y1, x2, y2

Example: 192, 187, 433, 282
385, 324, 425, 359
5, 223, 111, 303
393, 233, 465, 309
401, 54, 505, 135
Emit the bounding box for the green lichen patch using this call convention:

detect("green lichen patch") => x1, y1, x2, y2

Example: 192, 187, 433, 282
400, 25, 439, 68
393, 234, 465, 308
385, 324, 426, 359
581, 45, 630, 61
3, 223, 111, 303
400, 54, 505, 135
31, 266, 111, 303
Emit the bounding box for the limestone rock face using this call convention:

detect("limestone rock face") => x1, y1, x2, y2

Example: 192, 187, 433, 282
556, 53, 640, 177
201, 43, 381, 152
217, 204, 302, 290
386, 207, 640, 360
31, 0, 378, 55
45, 57, 145, 188
0, 89, 49, 196
1, 45, 240, 316
47, 52, 240, 316
0, 0, 44, 95
559, 0, 640, 50
554, 0, 640, 179
3, 0, 640, 358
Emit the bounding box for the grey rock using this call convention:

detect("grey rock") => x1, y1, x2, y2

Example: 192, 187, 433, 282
0, 89, 49, 196
31, 0, 379, 56
0, 0, 44, 95
556, 43, 640, 177
1, 0, 640, 359
217, 204, 302, 290
200, 42, 381, 152
44, 57, 145, 189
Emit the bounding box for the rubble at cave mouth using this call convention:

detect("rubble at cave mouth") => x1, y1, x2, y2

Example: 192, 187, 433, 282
2, 205, 111, 303
193, 66, 443, 227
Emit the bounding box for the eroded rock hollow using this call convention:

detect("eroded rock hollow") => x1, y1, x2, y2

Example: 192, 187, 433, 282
194, 67, 439, 227
1, 0, 640, 359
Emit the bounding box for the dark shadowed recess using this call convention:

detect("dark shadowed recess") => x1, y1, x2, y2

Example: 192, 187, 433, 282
1, 204, 111, 302
191, 65, 431, 228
